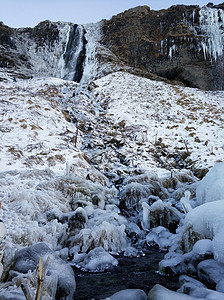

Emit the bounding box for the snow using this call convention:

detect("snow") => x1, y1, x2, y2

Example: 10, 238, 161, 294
181, 200, 224, 263
93, 71, 224, 171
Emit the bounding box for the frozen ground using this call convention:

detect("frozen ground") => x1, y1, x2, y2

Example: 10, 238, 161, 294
0, 70, 224, 299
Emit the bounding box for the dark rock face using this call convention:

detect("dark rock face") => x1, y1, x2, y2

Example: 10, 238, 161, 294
102, 5, 224, 90
32, 20, 60, 47
0, 22, 16, 69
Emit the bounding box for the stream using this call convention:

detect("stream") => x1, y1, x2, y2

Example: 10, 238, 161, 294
73, 246, 180, 300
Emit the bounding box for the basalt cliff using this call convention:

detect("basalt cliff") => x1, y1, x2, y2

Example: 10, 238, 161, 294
0, 3, 224, 90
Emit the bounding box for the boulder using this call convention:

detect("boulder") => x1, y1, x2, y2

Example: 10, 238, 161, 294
14, 242, 76, 300
107, 288, 147, 300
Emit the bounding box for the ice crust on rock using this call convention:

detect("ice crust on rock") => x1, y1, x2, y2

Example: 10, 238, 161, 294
197, 259, 224, 292
196, 161, 224, 206
148, 284, 198, 300
179, 281, 224, 299
192, 239, 213, 255
146, 226, 174, 250
106, 289, 148, 300
142, 200, 182, 232
72, 221, 128, 253
14, 242, 76, 300
73, 246, 118, 272
181, 200, 224, 263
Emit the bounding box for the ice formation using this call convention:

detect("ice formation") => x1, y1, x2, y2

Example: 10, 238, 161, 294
71, 221, 128, 253
179, 274, 224, 299
199, 7, 224, 61
107, 289, 148, 300
160, 6, 224, 63
197, 259, 224, 293
146, 226, 174, 250
72, 246, 118, 272
196, 161, 224, 205
181, 200, 224, 263
142, 200, 182, 232
148, 284, 196, 300
58, 25, 85, 81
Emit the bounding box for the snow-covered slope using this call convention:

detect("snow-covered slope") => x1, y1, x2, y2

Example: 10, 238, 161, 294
0, 69, 224, 299
91, 72, 224, 171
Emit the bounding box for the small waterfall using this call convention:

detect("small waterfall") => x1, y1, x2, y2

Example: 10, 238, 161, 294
198, 7, 224, 61
58, 24, 86, 82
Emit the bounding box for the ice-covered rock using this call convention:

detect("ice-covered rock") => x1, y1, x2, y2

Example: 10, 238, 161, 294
14, 243, 76, 300
196, 162, 224, 206
192, 239, 213, 255
73, 246, 118, 272
197, 259, 224, 292
179, 274, 206, 289
148, 284, 197, 299
67, 207, 87, 237
159, 253, 188, 275
106, 289, 147, 300
181, 200, 224, 263
179, 273, 224, 299
146, 226, 174, 250
0, 288, 28, 300
179, 281, 224, 299
71, 221, 128, 253
142, 200, 182, 232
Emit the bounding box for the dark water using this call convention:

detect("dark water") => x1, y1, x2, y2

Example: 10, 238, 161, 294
73, 246, 180, 300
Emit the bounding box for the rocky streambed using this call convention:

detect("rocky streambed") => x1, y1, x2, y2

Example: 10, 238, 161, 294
73, 246, 179, 300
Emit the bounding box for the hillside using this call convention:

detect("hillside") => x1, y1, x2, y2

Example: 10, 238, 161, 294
0, 3, 224, 300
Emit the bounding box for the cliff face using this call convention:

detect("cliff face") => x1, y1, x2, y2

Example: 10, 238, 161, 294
0, 21, 86, 81
102, 4, 224, 90
0, 4, 224, 90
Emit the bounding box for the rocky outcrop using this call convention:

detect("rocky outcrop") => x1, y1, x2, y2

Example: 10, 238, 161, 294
0, 4, 223, 90
0, 20, 86, 81
102, 4, 224, 90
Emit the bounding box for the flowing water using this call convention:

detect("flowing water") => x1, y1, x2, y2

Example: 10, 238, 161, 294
73, 246, 180, 300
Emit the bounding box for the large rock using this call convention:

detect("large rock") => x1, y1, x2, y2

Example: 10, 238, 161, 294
107, 289, 148, 300
102, 5, 224, 90
14, 242, 76, 300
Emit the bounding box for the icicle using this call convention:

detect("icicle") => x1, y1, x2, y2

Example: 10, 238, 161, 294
180, 191, 192, 214
198, 7, 224, 61
142, 202, 151, 230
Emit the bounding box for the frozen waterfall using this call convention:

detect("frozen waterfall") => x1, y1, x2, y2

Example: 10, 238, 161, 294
199, 7, 224, 61
57, 21, 102, 88
58, 24, 85, 82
